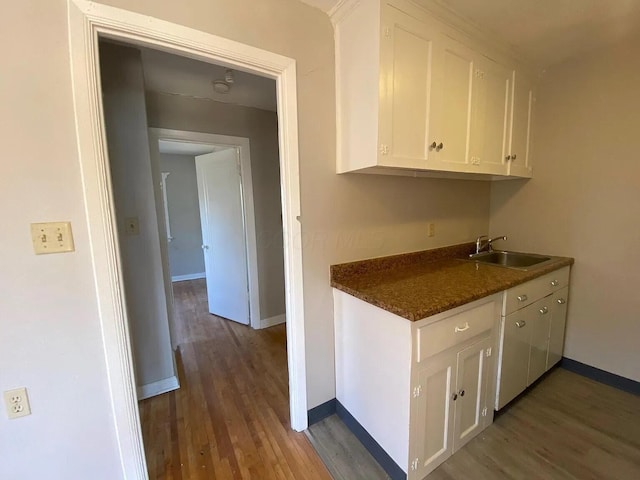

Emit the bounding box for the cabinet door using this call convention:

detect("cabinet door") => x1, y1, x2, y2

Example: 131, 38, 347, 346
426, 35, 476, 172
379, 5, 436, 169
409, 351, 456, 479
528, 297, 552, 385
453, 336, 492, 452
508, 71, 534, 177
547, 287, 569, 370
468, 58, 512, 176
496, 307, 532, 409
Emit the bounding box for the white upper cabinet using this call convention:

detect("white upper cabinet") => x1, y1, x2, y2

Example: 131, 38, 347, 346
333, 0, 537, 179
378, 4, 437, 169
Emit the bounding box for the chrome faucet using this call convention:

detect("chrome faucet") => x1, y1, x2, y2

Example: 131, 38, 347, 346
475, 235, 508, 254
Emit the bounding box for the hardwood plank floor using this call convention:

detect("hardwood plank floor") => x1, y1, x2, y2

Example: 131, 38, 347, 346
139, 279, 331, 480
308, 368, 640, 479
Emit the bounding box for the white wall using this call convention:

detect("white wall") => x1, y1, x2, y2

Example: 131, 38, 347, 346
100, 43, 177, 389
146, 93, 289, 319
490, 34, 640, 382
0, 2, 122, 478
159, 153, 206, 278
0, 1, 491, 477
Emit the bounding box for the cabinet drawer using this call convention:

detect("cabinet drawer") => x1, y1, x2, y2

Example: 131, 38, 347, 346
417, 301, 494, 362
504, 266, 570, 315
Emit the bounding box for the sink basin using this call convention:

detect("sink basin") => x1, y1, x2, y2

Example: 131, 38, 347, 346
469, 251, 552, 270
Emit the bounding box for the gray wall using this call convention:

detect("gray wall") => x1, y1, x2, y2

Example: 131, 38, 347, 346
100, 43, 176, 389
147, 92, 287, 320
489, 34, 640, 382
159, 153, 206, 278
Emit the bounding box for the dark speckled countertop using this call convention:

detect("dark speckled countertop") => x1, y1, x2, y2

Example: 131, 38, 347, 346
330, 243, 574, 321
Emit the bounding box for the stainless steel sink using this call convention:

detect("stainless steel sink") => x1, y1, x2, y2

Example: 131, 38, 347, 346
469, 251, 553, 270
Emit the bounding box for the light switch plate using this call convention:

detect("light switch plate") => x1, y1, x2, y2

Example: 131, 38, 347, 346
31, 222, 75, 254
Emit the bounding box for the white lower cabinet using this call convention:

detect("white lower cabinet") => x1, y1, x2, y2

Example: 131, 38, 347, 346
333, 289, 500, 480
496, 267, 571, 410
410, 336, 493, 478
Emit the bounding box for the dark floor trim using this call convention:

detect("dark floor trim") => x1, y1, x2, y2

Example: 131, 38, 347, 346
308, 398, 336, 426
561, 357, 640, 395
336, 400, 407, 480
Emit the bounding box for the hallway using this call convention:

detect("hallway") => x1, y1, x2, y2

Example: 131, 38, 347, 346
138, 279, 331, 479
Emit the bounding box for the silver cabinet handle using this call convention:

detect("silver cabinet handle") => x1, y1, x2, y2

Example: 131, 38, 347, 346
550, 280, 560, 286
454, 322, 470, 333
539, 306, 549, 315
516, 320, 526, 328
459, 389, 465, 397
517, 294, 528, 302
505, 154, 512, 160
512, 154, 517, 160
452, 392, 458, 401
557, 298, 566, 305
430, 141, 437, 149
201, 245, 209, 250
436, 142, 444, 151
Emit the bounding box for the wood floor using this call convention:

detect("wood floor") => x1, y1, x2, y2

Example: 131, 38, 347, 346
308, 368, 640, 479
138, 279, 331, 480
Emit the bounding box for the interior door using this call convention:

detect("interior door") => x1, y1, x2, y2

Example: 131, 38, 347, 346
195, 149, 250, 325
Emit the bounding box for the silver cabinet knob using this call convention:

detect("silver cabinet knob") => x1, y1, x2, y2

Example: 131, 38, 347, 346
201, 245, 209, 250
516, 320, 526, 328
459, 389, 465, 397
550, 280, 560, 286
539, 306, 549, 315
557, 298, 566, 305
452, 392, 458, 401
505, 154, 512, 161
436, 142, 444, 151
517, 294, 528, 302
430, 141, 437, 149
512, 154, 517, 160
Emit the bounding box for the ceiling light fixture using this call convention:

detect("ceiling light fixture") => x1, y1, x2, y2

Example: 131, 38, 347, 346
212, 69, 235, 94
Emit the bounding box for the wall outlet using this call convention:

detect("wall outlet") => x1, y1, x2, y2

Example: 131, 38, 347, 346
3, 387, 31, 419
30, 222, 75, 254
427, 223, 436, 237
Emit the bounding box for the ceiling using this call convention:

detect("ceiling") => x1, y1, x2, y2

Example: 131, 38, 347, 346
300, 0, 640, 67
140, 47, 277, 111
158, 140, 232, 156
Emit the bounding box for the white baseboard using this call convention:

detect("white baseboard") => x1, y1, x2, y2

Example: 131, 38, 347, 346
137, 376, 180, 400
171, 272, 206, 282
260, 313, 286, 329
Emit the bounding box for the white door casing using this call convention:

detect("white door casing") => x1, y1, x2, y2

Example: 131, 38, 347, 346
196, 149, 250, 324
67, 1, 307, 478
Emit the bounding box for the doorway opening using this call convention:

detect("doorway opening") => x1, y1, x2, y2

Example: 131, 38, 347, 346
149, 129, 267, 334
68, 2, 308, 477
